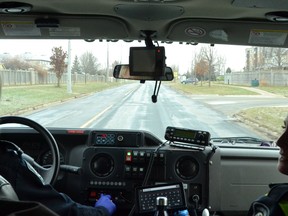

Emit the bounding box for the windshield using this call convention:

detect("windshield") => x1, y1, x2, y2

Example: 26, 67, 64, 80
0, 39, 287, 144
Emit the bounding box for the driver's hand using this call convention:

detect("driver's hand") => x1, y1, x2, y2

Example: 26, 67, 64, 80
95, 194, 116, 215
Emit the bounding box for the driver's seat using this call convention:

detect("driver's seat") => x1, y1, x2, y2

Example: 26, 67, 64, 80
0, 175, 19, 201
0, 175, 59, 215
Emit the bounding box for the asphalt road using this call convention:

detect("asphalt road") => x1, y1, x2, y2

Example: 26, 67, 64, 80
25, 82, 288, 141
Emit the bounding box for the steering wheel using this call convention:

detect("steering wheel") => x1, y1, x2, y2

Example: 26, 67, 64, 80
0, 116, 60, 185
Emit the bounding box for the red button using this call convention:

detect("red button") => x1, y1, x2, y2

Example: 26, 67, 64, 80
125, 151, 132, 162
90, 191, 97, 198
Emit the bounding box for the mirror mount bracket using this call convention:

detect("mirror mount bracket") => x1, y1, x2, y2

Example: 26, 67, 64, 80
140, 30, 157, 48
140, 30, 162, 102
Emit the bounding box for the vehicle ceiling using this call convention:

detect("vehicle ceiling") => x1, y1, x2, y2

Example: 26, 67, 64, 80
0, 0, 288, 47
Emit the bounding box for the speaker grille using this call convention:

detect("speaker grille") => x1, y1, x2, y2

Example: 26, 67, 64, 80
175, 156, 199, 180
90, 153, 114, 177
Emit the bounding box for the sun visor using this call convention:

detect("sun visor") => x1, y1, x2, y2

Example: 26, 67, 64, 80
232, 0, 288, 9
0, 15, 129, 39
167, 19, 288, 47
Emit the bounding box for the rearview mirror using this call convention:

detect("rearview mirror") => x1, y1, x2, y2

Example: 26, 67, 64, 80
113, 65, 174, 81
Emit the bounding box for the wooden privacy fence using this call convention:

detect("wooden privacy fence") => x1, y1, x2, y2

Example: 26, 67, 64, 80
225, 71, 288, 86
0, 69, 106, 86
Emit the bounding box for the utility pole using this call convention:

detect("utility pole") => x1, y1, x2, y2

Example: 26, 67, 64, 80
106, 42, 109, 82
67, 40, 72, 93
0, 74, 2, 100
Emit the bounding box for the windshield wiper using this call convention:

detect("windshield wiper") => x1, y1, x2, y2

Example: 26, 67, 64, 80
210, 136, 274, 146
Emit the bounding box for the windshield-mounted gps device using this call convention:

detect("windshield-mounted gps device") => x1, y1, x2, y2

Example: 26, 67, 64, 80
129, 46, 165, 77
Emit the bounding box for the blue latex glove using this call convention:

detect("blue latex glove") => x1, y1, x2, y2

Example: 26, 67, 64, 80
95, 194, 116, 215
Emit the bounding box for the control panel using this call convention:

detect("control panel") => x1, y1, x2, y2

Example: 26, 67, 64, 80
79, 145, 211, 213
90, 131, 144, 147
165, 126, 210, 146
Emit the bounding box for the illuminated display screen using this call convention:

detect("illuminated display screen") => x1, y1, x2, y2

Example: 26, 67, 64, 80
174, 129, 196, 139
137, 183, 186, 213
95, 133, 115, 145
129, 47, 165, 77
131, 49, 156, 73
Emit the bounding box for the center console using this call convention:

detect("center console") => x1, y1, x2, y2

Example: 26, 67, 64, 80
77, 130, 211, 214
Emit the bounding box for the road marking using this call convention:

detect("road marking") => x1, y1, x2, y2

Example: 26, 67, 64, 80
124, 87, 138, 96
80, 105, 113, 128
80, 86, 137, 128
207, 101, 236, 105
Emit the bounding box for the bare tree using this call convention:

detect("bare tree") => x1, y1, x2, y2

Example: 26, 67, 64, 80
50, 46, 67, 87
193, 45, 227, 85
32, 64, 48, 84
252, 47, 288, 70
215, 55, 226, 76
201, 46, 218, 87
258, 47, 269, 68
2, 56, 31, 70
80, 52, 100, 83
194, 55, 209, 85
271, 48, 288, 69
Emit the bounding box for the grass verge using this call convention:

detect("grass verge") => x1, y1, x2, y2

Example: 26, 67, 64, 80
168, 82, 259, 95
0, 82, 121, 115
168, 82, 288, 139
259, 86, 288, 97
236, 107, 288, 139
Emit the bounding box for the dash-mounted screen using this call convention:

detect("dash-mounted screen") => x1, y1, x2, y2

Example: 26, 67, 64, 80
174, 129, 196, 139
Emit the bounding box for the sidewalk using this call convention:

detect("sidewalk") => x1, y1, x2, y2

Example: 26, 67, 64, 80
239, 86, 285, 97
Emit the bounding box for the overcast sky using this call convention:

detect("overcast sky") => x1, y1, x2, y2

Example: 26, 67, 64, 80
0, 39, 248, 73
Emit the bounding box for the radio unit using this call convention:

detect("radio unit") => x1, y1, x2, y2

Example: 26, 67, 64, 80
165, 126, 210, 146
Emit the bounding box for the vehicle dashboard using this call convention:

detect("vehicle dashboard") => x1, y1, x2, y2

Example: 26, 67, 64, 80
0, 127, 286, 216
